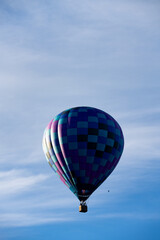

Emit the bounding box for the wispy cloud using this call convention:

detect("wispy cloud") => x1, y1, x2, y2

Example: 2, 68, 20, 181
97, 212, 160, 220
116, 107, 160, 121
123, 124, 160, 160
0, 213, 74, 227
1, 211, 160, 228
0, 0, 159, 231
0, 169, 48, 196
0, 168, 78, 227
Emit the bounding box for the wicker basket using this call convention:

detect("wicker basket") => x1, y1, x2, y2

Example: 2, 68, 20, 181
79, 204, 88, 213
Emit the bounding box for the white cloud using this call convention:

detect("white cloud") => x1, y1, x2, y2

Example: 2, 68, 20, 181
0, 169, 49, 196
0, 0, 159, 230
58, 0, 160, 31
0, 168, 78, 227
0, 168, 80, 228
97, 212, 160, 220
123, 124, 160, 160
116, 107, 160, 121
0, 213, 74, 227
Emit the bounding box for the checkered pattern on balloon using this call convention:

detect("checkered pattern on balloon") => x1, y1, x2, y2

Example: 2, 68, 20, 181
42, 107, 124, 201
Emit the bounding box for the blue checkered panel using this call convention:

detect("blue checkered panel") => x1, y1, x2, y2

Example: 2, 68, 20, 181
42, 107, 124, 201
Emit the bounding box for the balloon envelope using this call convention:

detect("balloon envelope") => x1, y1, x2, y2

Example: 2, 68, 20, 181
42, 107, 124, 201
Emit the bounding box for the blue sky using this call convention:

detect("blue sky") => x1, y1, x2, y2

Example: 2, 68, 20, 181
0, 0, 160, 239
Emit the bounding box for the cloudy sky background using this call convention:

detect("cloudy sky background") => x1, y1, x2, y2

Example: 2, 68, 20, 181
0, 0, 160, 239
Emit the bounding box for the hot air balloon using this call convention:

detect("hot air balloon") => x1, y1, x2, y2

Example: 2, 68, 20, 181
42, 106, 124, 212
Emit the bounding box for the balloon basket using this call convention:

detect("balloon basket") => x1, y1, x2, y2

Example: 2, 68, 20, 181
79, 202, 88, 213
